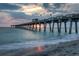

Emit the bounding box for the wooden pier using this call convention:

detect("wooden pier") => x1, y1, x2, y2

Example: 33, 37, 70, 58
12, 13, 79, 34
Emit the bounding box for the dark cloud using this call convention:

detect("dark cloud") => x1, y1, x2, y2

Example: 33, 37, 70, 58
53, 3, 65, 9
8, 12, 28, 19
43, 3, 65, 13
6, 11, 38, 20
43, 3, 49, 8
0, 3, 20, 10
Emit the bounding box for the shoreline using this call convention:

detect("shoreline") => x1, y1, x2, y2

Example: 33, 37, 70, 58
29, 39, 79, 56
0, 38, 79, 56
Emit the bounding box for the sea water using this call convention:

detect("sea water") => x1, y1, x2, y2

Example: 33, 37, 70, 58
0, 22, 79, 55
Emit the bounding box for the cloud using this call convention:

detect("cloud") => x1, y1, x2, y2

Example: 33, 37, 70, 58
0, 12, 29, 27
0, 3, 20, 10
0, 12, 14, 27
44, 3, 79, 14
1, 3, 79, 27
65, 4, 79, 13
20, 4, 48, 16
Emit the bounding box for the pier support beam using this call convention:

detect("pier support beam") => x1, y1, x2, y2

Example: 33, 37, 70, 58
69, 21, 72, 34
49, 23, 52, 32
64, 22, 67, 33
52, 22, 54, 32
30, 25, 32, 30
39, 23, 41, 31
28, 24, 30, 30
29, 24, 31, 30
32, 24, 34, 29
75, 20, 78, 34
35, 24, 37, 31
31, 24, 34, 30
59, 21, 62, 33
57, 22, 60, 34
44, 23, 47, 32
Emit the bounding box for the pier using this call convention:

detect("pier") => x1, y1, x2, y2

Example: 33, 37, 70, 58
12, 13, 79, 34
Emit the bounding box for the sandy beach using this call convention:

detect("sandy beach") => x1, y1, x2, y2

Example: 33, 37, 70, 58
0, 38, 79, 56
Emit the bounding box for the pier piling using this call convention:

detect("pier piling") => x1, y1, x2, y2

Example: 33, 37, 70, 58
69, 21, 72, 34
64, 22, 67, 33
39, 23, 41, 31
49, 23, 52, 32
44, 23, 47, 32
52, 22, 54, 32
75, 20, 78, 34
57, 22, 60, 34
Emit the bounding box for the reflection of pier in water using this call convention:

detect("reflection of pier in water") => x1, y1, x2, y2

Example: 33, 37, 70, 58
12, 13, 79, 34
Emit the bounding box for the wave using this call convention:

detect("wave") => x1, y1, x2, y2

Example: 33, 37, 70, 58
0, 34, 79, 50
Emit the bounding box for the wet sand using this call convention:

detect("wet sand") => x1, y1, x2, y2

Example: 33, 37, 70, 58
0, 39, 79, 56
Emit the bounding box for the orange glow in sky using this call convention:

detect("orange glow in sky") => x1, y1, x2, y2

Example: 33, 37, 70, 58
21, 4, 48, 15
34, 24, 44, 28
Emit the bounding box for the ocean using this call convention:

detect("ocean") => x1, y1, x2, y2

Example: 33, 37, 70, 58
0, 23, 79, 55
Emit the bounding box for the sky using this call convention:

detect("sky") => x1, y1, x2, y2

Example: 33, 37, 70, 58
0, 3, 79, 27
